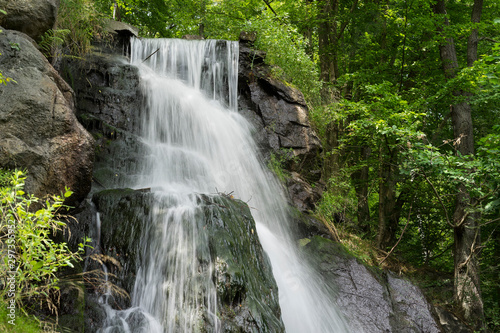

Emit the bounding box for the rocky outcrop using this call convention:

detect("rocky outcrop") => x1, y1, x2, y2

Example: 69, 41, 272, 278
58, 42, 144, 191
0, 0, 59, 42
0, 29, 94, 205
303, 236, 441, 333
238, 34, 322, 183
237, 33, 323, 212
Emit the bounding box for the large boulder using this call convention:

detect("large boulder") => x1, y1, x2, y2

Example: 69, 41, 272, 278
0, 29, 94, 205
303, 236, 442, 333
0, 0, 59, 42
84, 189, 284, 332
58, 42, 144, 191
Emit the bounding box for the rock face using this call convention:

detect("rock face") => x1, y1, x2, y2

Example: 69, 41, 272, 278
238, 35, 323, 212
0, 29, 94, 205
58, 44, 144, 191
303, 236, 441, 333
86, 189, 284, 332
0, 0, 59, 42
238, 36, 322, 183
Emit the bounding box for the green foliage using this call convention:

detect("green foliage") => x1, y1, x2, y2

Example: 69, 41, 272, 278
38, 29, 71, 59
56, 0, 108, 57
267, 149, 296, 181
315, 171, 357, 227
0, 299, 42, 332
0, 69, 13, 86
0, 169, 88, 314
246, 16, 322, 105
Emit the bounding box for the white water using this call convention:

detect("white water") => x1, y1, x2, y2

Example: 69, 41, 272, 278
98, 38, 349, 332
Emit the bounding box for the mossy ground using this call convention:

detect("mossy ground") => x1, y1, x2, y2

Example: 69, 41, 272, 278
0, 300, 42, 333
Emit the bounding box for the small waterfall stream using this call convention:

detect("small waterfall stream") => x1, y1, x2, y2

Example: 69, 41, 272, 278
97, 38, 349, 332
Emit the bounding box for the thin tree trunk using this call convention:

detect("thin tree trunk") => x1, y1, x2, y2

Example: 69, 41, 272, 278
324, 121, 342, 179
433, 0, 485, 328
318, 0, 337, 82
467, 0, 483, 66
351, 146, 371, 232
376, 142, 399, 249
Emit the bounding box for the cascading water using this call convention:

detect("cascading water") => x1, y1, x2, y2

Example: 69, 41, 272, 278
98, 37, 350, 332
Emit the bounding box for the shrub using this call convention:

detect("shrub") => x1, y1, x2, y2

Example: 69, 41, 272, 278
0, 169, 88, 315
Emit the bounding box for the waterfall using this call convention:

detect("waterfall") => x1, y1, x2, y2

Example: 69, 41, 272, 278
97, 38, 350, 332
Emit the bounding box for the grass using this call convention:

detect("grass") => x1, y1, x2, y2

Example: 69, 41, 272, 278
0, 299, 42, 333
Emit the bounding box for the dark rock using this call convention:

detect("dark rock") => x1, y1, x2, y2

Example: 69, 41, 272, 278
239, 31, 257, 44
57, 280, 86, 333
59, 51, 142, 135
101, 19, 138, 56
238, 41, 322, 184
89, 189, 284, 332
0, 29, 94, 205
286, 172, 322, 212
302, 236, 441, 333
434, 307, 472, 333
58, 47, 144, 191
0, 0, 58, 42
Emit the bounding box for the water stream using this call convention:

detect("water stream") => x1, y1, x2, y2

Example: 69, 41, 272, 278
97, 38, 349, 332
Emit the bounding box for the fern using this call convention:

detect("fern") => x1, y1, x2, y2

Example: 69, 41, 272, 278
38, 29, 70, 58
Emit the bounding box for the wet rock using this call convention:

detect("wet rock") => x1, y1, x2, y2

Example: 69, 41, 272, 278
58, 46, 144, 190
89, 190, 284, 332
0, 0, 58, 42
303, 236, 441, 333
0, 29, 94, 205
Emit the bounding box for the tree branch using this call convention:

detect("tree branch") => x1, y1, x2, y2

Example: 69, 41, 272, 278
379, 198, 414, 265
422, 173, 454, 228
262, 0, 278, 17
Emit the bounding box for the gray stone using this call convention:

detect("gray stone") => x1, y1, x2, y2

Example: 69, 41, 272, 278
58, 48, 144, 192
0, 0, 59, 42
0, 29, 94, 205
104, 19, 139, 37
303, 236, 441, 333
238, 42, 322, 185
286, 172, 321, 212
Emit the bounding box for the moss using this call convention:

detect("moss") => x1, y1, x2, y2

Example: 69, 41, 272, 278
201, 195, 284, 332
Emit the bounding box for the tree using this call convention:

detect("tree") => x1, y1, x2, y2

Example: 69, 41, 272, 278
433, 0, 485, 328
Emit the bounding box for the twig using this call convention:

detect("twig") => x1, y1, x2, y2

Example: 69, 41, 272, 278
317, 214, 341, 242
142, 48, 160, 63
422, 172, 454, 228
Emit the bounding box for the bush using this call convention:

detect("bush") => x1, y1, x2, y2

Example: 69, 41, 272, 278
0, 169, 88, 315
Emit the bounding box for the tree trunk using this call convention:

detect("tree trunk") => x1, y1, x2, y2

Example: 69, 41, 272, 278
351, 145, 371, 232
433, 0, 485, 328
467, 0, 483, 67
376, 142, 400, 249
318, 0, 337, 82
323, 120, 342, 180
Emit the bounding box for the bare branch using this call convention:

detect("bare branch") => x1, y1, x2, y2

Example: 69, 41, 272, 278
422, 173, 455, 228
379, 198, 413, 265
